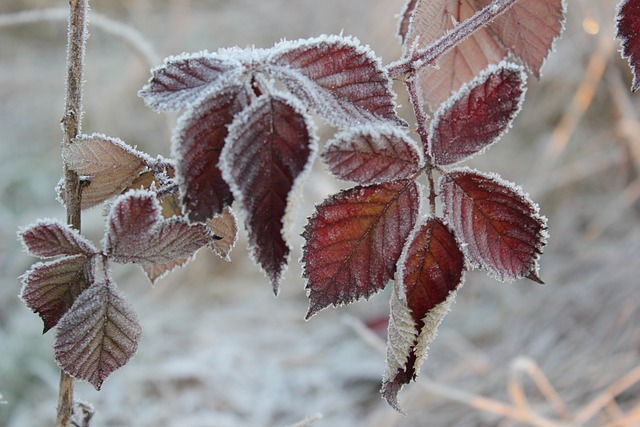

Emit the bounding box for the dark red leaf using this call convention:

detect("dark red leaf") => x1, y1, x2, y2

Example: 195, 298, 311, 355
173, 82, 251, 221
322, 125, 423, 184
54, 279, 141, 390
302, 180, 420, 319
380, 218, 464, 409
20, 254, 96, 333
475, 0, 566, 78
19, 220, 97, 258
104, 190, 216, 266
139, 52, 241, 111
267, 35, 401, 126
405, 0, 507, 108
440, 169, 547, 281
221, 93, 315, 294
400, 217, 465, 322
617, 0, 640, 91
429, 63, 525, 165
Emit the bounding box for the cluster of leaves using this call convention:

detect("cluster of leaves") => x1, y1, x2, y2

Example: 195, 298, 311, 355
17, 0, 640, 411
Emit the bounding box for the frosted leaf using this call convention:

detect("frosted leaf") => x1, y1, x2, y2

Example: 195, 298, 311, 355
20, 254, 96, 333
19, 219, 97, 258
405, 0, 506, 108
62, 134, 149, 209
104, 190, 216, 267
266, 35, 401, 127
302, 180, 420, 319
474, 0, 566, 78
322, 124, 423, 184
381, 217, 464, 410
142, 257, 191, 284
54, 279, 142, 390
428, 62, 526, 165
173, 82, 251, 221
617, 0, 640, 91
139, 51, 242, 111
382, 282, 459, 410
221, 93, 317, 294
206, 207, 238, 262
440, 168, 547, 281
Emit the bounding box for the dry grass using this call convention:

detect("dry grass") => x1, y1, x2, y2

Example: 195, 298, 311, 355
1, 0, 639, 426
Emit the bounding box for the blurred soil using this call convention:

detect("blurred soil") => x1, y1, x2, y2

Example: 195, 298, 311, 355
1, 0, 639, 426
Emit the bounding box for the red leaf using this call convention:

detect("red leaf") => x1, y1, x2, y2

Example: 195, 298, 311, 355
173, 82, 251, 221
54, 279, 141, 390
142, 258, 191, 284
221, 93, 316, 293
440, 169, 547, 281
380, 218, 464, 410
429, 62, 526, 165
302, 180, 420, 319
475, 0, 566, 78
399, 217, 465, 322
382, 281, 459, 411
20, 254, 96, 333
19, 220, 97, 258
405, 0, 506, 108
267, 35, 401, 126
322, 125, 423, 184
139, 52, 241, 111
104, 190, 216, 267
62, 134, 149, 209
617, 0, 640, 91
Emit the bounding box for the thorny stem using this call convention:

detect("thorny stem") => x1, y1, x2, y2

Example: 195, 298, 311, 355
386, 0, 522, 79
58, 0, 88, 426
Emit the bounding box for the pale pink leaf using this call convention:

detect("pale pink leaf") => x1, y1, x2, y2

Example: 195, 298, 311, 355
302, 180, 420, 319
267, 35, 401, 127
429, 62, 526, 165
405, 0, 507, 108
62, 134, 149, 209
19, 219, 97, 258
54, 279, 142, 390
617, 0, 640, 91
104, 190, 216, 266
20, 254, 96, 333
206, 207, 238, 262
475, 0, 566, 78
322, 125, 423, 184
173, 82, 251, 221
142, 258, 191, 284
440, 169, 547, 281
221, 93, 316, 293
139, 52, 242, 111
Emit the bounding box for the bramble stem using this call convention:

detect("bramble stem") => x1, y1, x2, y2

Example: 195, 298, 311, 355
386, 0, 522, 78
57, 0, 88, 426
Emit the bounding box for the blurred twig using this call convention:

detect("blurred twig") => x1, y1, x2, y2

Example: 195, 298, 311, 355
0, 7, 159, 68
284, 413, 323, 427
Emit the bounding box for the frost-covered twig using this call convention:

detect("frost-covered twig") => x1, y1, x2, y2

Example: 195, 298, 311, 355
58, 1, 89, 426
386, 0, 522, 78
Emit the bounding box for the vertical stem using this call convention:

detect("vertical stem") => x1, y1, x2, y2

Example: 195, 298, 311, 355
57, 0, 88, 426
406, 75, 437, 216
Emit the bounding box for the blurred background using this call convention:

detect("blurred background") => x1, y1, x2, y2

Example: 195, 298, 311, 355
1, 0, 639, 426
